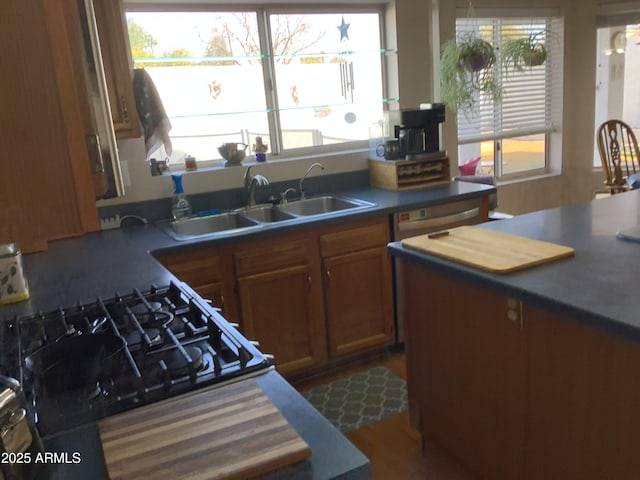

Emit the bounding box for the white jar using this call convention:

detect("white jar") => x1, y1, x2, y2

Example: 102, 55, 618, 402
0, 244, 29, 305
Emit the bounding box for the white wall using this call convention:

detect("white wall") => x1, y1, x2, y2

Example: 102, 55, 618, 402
102, 137, 370, 205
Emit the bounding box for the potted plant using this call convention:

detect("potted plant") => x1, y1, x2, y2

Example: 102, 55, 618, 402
499, 31, 548, 73
440, 32, 502, 114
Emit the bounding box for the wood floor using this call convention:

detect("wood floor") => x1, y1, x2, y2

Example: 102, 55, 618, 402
293, 352, 475, 480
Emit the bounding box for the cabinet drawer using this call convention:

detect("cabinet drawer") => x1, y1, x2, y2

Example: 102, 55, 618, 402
157, 247, 223, 285
320, 217, 389, 257
234, 239, 312, 277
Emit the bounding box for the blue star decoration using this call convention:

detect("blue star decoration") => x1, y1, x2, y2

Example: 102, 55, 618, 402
338, 16, 350, 41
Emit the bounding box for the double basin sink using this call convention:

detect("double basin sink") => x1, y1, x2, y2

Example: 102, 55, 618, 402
163, 195, 375, 241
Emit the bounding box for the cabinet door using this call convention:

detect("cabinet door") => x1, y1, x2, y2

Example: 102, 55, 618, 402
93, 0, 141, 139
156, 246, 238, 325
525, 303, 640, 480
323, 246, 394, 357
0, 0, 99, 252
402, 261, 527, 479
238, 265, 326, 376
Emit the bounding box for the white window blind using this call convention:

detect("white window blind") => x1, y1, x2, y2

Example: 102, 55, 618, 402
456, 16, 563, 145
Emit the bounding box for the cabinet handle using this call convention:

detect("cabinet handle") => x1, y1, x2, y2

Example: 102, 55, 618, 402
120, 95, 129, 123
220, 294, 225, 310
506, 298, 524, 330
325, 269, 331, 287
307, 275, 312, 290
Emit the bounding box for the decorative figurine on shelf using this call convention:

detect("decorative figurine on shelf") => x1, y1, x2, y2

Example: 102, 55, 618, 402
253, 136, 268, 163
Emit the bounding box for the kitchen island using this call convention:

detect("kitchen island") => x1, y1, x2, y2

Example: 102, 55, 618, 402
388, 190, 640, 480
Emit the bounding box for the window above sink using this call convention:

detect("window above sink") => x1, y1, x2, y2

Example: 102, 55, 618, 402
124, 4, 397, 168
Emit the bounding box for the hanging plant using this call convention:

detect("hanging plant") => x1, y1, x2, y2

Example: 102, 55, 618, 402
440, 32, 502, 114
499, 32, 548, 74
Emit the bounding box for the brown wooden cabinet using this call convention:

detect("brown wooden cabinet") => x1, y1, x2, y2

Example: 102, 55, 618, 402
155, 245, 238, 325
233, 217, 394, 375
401, 258, 640, 479
0, 0, 100, 252
524, 303, 640, 480
157, 215, 394, 378
0, 0, 141, 250
402, 262, 526, 479
234, 233, 326, 376
92, 0, 141, 139
320, 218, 395, 358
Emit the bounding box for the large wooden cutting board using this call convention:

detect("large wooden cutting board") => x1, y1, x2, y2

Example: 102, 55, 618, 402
401, 225, 575, 274
99, 377, 311, 480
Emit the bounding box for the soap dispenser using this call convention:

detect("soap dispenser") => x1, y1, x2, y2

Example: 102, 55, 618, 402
171, 174, 192, 221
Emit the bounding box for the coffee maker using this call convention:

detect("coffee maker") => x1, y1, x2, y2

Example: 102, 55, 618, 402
394, 103, 446, 157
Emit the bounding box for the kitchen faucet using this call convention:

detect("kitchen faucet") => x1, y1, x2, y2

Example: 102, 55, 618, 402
280, 188, 297, 204
299, 162, 325, 200
243, 166, 270, 207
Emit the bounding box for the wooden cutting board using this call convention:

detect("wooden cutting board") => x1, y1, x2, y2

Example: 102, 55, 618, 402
401, 225, 575, 274
99, 377, 311, 480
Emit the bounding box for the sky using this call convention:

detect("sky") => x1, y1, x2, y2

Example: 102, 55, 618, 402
125, 11, 381, 58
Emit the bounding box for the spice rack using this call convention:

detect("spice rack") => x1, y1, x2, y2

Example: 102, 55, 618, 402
369, 152, 451, 191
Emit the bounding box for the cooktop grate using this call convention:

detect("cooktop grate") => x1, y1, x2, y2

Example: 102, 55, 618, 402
2, 281, 272, 437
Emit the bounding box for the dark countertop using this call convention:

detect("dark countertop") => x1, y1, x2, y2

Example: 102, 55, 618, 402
388, 190, 640, 342
152, 181, 495, 256
1, 182, 494, 318
0, 182, 493, 479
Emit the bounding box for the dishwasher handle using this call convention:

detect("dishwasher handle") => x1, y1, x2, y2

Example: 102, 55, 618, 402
396, 207, 480, 233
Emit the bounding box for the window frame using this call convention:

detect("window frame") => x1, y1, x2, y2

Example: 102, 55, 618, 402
124, 2, 393, 168
593, 9, 640, 168
454, 9, 563, 180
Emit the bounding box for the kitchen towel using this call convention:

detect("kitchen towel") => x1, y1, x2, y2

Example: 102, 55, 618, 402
133, 68, 172, 159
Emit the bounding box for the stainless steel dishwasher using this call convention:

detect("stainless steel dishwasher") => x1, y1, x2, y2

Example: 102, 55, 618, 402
392, 197, 486, 344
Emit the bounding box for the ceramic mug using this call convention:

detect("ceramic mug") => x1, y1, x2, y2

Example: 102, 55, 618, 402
376, 139, 401, 160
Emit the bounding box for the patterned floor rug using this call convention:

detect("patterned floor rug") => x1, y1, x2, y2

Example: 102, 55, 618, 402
300, 366, 408, 433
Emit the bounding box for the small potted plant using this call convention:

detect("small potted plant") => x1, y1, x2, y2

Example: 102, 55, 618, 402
440, 32, 502, 114
499, 31, 548, 74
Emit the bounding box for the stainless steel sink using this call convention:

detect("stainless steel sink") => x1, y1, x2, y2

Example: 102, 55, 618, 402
279, 195, 375, 216
236, 204, 297, 223
158, 195, 376, 241
166, 212, 260, 239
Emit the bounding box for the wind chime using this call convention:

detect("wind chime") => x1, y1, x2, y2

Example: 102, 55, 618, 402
337, 16, 355, 103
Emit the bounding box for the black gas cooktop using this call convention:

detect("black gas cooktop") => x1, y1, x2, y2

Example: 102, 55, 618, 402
0, 281, 272, 437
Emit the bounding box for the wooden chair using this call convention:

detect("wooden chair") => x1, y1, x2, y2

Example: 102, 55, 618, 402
596, 119, 640, 194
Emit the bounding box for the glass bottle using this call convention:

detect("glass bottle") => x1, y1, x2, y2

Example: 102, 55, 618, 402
171, 175, 192, 221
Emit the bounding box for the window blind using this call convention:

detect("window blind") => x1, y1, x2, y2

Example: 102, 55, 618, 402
456, 16, 563, 145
